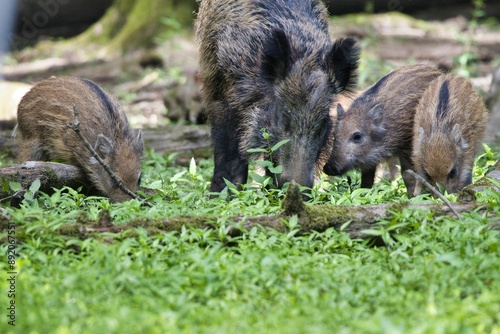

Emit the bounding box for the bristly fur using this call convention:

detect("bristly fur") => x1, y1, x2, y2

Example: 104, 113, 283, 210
412, 73, 488, 194
325, 63, 443, 196
16, 76, 144, 202
196, 0, 359, 192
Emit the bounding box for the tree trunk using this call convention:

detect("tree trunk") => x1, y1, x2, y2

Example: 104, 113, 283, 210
486, 66, 500, 142
74, 0, 197, 54
31, 0, 198, 58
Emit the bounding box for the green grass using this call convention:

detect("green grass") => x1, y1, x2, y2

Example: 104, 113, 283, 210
0, 145, 499, 334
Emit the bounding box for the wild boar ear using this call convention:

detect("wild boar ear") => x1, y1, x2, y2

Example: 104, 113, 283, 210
263, 29, 291, 82
337, 103, 346, 120
95, 134, 114, 158
452, 124, 469, 149
368, 104, 384, 125
327, 37, 359, 93
134, 130, 144, 155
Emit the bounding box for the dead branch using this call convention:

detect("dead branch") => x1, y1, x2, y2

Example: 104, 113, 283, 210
1, 171, 497, 240
405, 169, 462, 219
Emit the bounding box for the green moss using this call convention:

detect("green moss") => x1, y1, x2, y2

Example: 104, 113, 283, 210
57, 223, 87, 238
125, 216, 210, 233
457, 187, 478, 203
106, 0, 197, 54
332, 11, 432, 33
282, 182, 306, 216
300, 205, 352, 231
460, 174, 499, 202
164, 217, 211, 231
296, 201, 410, 233
43, 168, 64, 189
31, 0, 198, 59
386, 201, 409, 215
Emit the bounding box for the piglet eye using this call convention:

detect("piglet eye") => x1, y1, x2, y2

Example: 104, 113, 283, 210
448, 166, 457, 180
110, 177, 119, 189
350, 132, 363, 144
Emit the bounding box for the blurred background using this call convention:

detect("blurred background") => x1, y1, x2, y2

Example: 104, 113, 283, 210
1, 0, 499, 161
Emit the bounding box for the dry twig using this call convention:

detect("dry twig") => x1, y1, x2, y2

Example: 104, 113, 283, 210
67, 106, 153, 207
405, 169, 461, 219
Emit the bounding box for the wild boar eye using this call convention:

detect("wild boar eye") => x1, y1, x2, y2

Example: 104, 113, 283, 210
423, 170, 431, 181
448, 166, 457, 180
350, 132, 363, 144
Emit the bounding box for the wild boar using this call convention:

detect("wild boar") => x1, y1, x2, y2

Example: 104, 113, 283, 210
16, 76, 143, 202
324, 63, 443, 196
196, 0, 359, 193
412, 73, 488, 194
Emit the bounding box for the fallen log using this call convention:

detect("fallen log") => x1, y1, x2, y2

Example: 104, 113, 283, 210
0, 162, 498, 239
6, 182, 493, 241
0, 161, 159, 205
0, 161, 92, 205
0, 125, 212, 161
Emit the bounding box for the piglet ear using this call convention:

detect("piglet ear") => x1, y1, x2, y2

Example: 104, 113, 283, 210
95, 134, 114, 159
326, 37, 359, 93
134, 130, 144, 155
337, 103, 346, 120
418, 127, 426, 142
368, 104, 384, 125
263, 29, 291, 82
452, 124, 469, 150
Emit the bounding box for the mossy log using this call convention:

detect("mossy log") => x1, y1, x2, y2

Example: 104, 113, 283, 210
1, 183, 490, 240
55, 199, 479, 241
1, 165, 498, 239
0, 161, 91, 205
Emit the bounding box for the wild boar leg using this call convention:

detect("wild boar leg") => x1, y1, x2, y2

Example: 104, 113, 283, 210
400, 155, 416, 197
360, 168, 376, 188
209, 107, 248, 193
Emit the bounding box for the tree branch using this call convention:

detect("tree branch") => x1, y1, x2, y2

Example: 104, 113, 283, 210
404, 169, 462, 219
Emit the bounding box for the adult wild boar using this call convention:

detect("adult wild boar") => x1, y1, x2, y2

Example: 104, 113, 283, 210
196, 0, 359, 193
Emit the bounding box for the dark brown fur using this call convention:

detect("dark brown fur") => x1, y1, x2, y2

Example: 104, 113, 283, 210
16, 76, 143, 202
412, 73, 488, 194
324, 64, 443, 196
196, 0, 359, 192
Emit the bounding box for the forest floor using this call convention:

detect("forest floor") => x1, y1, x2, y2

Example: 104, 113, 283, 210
1, 11, 500, 127
1, 11, 500, 162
